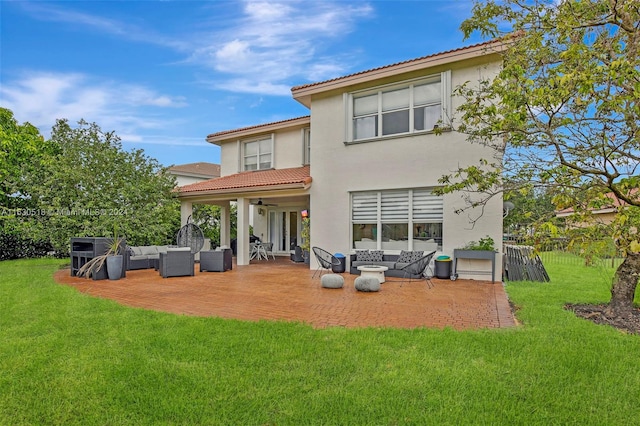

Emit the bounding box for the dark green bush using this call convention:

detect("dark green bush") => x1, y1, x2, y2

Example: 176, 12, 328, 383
0, 233, 53, 260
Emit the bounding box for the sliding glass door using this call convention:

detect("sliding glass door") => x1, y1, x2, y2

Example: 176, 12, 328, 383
268, 209, 300, 255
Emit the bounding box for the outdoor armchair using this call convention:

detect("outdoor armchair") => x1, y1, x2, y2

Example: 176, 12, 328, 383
311, 246, 342, 278
400, 250, 436, 288
159, 248, 195, 278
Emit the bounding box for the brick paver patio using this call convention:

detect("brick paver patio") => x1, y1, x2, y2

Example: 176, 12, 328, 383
54, 257, 516, 330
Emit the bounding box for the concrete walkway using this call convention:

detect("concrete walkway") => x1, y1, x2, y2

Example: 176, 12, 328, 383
55, 257, 516, 330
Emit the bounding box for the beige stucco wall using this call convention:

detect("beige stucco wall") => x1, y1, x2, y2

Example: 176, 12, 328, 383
217, 127, 307, 177
174, 175, 211, 187
308, 60, 503, 281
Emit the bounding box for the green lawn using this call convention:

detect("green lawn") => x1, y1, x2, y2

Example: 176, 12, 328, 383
1, 257, 639, 425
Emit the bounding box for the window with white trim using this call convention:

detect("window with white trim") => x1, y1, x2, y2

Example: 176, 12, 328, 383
243, 136, 273, 171
303, 128, 311, 165
352, 189, 443, 251
348, 71, 450, 142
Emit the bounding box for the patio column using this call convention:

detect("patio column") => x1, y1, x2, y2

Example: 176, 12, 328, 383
219, 201, 231, 248
236, 197, 250, 265
180, 201, 193, 227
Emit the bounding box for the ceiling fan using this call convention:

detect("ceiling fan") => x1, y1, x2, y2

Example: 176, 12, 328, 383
251, 198, 278, 207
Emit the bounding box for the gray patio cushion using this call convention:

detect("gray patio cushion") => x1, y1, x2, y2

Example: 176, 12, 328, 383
140, 246, 159, 256
157, 245, 169, 254
130, 246, 143, 256
130, 255, 148, 261
168, 247, 191, 252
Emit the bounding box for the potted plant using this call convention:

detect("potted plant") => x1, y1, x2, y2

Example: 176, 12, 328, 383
77, 227, 125, 280
105, 229, 125, 280
300, 215, 311, 264
461, 236, 496, 252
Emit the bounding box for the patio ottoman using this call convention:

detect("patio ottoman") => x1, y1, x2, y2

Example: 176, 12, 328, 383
354, 276, 380, 292
321, 274, 344, 289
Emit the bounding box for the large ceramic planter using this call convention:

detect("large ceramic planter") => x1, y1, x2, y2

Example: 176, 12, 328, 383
106, 255, 124, 280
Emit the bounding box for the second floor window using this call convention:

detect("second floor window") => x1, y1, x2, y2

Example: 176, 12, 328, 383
244, 136, 273, 171
303, 128, 311, 165
350, 72, 450, 142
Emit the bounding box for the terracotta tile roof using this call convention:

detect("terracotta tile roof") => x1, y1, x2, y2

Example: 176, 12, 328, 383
178, 165, 311, 196
291, 39, 504, 92
207, 116, 310, 141
168, 162, 220, 178
556, 189, 638, 215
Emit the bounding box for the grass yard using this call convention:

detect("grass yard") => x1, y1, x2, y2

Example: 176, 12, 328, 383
1, 257, 639, 425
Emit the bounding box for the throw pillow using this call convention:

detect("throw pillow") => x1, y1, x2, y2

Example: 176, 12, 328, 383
356, 250, 371, 262
410, 250, 424, 262
398, 250, 414, 263
370, 250, 384, 262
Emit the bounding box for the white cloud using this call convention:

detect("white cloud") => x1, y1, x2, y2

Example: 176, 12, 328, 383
15, 1, 374, 97
0, 71, 187, 137
192, 0, 374, 95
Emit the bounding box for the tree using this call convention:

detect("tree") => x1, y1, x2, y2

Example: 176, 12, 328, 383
0, 108, 59, 258
29, 119, 180, 253
0, 108, 57, 214
192, 203, 238, 247
439, 0, 640, 317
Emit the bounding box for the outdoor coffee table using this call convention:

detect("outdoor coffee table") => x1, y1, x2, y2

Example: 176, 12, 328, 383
357, 265, 389, 283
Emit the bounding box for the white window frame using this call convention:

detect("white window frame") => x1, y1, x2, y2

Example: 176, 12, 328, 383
302, 128, 311, 165
351, 188, 443, 251
344, 71, 451, 143
242, 135, 274, 171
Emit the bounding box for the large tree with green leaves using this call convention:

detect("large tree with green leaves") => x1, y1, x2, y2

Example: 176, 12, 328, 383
0, 108, 57, 215
29, 119, 180, 253
440, 0, 639, 317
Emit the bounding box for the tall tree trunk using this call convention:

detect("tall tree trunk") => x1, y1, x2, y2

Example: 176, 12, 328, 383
606, 253, 640, 317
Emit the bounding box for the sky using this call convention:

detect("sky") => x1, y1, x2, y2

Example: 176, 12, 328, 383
1, 0, 485, 167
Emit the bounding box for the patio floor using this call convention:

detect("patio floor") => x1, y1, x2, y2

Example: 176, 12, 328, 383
54, 256, 516, 330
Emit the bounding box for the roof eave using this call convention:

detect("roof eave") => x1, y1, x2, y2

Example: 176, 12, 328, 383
206, 116, 310, 145
178, 181, 312, 200
291, 39, 508, 107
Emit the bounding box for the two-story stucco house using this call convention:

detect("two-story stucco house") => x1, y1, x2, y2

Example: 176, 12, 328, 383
178, 39, 506, 280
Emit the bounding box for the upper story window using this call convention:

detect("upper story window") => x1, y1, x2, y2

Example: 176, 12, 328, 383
303, 128, 311, 165
348, 71, 451, 143
243, 136, 273, 171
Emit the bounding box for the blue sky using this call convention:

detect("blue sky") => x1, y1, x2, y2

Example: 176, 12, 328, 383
1, 0, 483, 167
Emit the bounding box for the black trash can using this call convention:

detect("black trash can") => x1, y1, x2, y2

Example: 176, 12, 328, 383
434, 256, 452, 279
332, 253, 346, 273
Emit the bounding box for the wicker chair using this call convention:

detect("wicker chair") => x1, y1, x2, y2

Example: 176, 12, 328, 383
399, 251, 436, 288
311, 246, 341, 278
159, 249, 194, 278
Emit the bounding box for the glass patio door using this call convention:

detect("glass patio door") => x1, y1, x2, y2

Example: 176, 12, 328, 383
268, 209, 300, 255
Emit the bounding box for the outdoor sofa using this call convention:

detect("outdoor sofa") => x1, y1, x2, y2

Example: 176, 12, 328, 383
126, 245, 177, 270
349, 249, 433, 278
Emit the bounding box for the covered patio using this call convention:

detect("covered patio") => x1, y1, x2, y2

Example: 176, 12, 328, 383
55, 257, 516, 330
